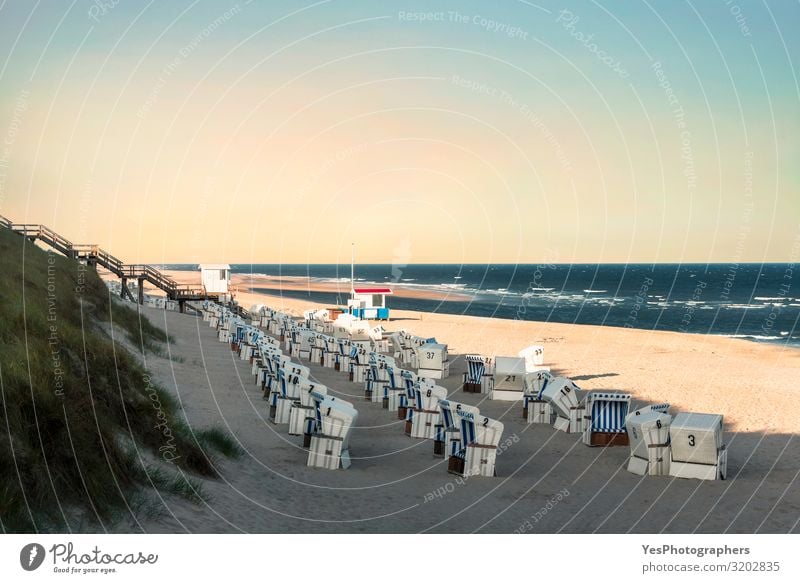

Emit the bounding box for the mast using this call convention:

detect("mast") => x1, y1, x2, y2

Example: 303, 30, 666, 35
350, 242, 355, 298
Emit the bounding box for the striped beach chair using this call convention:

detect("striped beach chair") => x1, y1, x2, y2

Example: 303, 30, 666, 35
307, 397, 358, 470
448, 411, 504, 477
462, 355, 493, 393
435, 400, 480, 458
408, 384, 447, 439
289, 379, 326, 436
523, 370, 554, 423
582, 392, 632, 446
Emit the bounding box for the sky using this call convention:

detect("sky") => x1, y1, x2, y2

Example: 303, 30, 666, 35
0, 0, 797, 264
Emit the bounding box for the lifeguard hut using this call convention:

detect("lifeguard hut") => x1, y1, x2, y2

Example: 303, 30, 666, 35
348, 287, 392, 320
198, 264, 230, 296
345, 244, 391, 320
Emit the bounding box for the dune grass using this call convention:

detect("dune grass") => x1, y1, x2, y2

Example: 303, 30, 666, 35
0, 229, 239, 532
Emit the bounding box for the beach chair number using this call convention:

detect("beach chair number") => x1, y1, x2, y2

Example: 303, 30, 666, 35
426, 351, 434, 359
688, 434, 695, 447
505, 375, 516, 382
482, 418, 489, 427
656, 420, 662, 429
560, 386, 571, 395
426, 389, 432, 397
326, 407, 331, 416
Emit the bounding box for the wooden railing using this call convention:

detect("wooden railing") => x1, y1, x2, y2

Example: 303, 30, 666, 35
0, 215, 214, 302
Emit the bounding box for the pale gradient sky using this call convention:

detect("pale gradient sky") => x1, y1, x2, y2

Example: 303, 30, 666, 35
0, 0, 797, 264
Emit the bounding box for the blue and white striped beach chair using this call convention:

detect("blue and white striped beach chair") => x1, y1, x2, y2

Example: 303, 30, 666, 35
523, 370, 554, 423
435, 400, 480, 458
408, 384, 447, 439
582, 392, 632, 446
462, 355, 493, 393
307, 397, 358, 470
448, 410, 504, 477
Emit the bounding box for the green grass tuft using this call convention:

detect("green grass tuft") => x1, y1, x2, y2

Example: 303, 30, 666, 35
0, 229, 222, 532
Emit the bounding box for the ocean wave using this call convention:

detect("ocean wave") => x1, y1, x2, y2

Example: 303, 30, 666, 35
722, 334, 785, 341
583, 289, 607, 294
754, 296, 788, 301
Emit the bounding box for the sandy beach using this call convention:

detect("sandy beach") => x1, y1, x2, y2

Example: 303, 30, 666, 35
114, 278, 800, 533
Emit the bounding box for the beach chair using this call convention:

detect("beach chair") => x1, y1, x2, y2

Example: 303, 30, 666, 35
369, 325, 389, 353
362, 353, 393, 401
540, 377, 586, 433
491, 356, 527, 401
407, 384, 448, 439
523, 370, 554, 423
349, 345, 369, 383
434, 400, 481, 458
388, 331, 407, 361
322, 335, 339, 368
303, 388, 330, 447
448, 411, 504, 477
668, 413, 727, 480
307, 397, 358, 470
416, 343, 450, 379
581, 392, 632, 446
289, 380, 327, 436
462, 355, 493, 393
626, 404, 672, 476
397, 370, 422, 418
517, 344, 551, 373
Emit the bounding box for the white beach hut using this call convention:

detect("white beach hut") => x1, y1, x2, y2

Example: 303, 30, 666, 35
669, 413, 727, 480
198, 264, 230, 294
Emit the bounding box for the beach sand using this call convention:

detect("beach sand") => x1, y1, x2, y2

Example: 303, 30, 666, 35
108, 275, 800, 533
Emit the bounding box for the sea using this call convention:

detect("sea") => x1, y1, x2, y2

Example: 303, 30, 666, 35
166, 263, 799, 347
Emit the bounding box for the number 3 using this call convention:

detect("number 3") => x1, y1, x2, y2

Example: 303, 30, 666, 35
688, 434, 695, 446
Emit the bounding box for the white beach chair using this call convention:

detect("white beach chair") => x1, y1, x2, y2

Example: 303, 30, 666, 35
289, 379, 327, 436
307, 397, 358, 470
517, 344, 547, 370
540, 376, 586, 433
462, 355, 493, 394
416, 343, 450, 379
434, 400, 481, 458
523, 370, 555, 424
668, 413, 727, 480
397, 370, 422, 418
581, 392, 632, 446
491, 356, 527, 401
267, 368, 289, 424
448, 411, 504, 477
407, 384, 447, 439
626, 404, 672, 476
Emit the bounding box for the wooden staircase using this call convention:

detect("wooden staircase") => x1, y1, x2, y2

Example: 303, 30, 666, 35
0, 213, 217, 307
